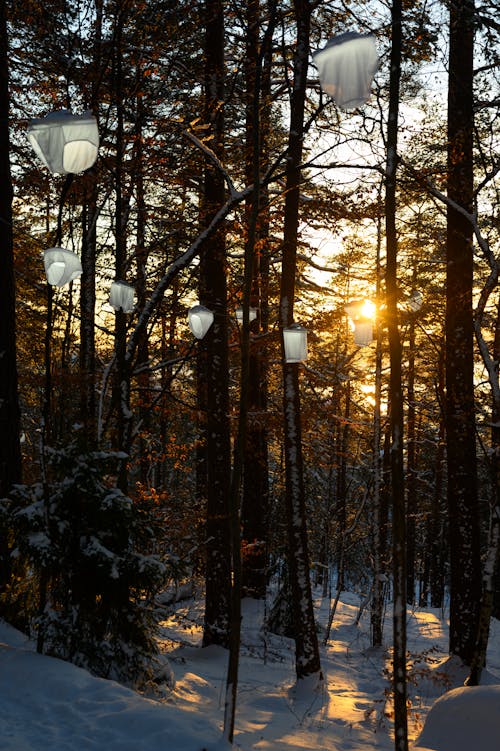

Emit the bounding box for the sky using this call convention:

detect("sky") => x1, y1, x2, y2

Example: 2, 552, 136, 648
1, 591, 499, 750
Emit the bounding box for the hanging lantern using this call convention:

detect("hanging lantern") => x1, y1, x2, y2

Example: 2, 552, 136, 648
407, 290, 423, 313
313, 32, 378, 110
188, 304, 214, 339
283, 323, 308, 363
27, 110, 99, 174
235, 306, 258, 323
109, 281, 135, 313
43, 247, 83, 287
352, 320, 373, 347
345, 299, 374, 347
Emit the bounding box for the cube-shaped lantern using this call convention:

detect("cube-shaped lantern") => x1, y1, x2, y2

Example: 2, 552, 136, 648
43, 247, 83, 287
283, 323, 308, 363
27, 110, 99, 174
235, 306, 258, 323
109, 281, 135, 313
345, 299, 374, 347
353, 320, 373, 347
188, 304, 214, 339
313, 32, 378, 110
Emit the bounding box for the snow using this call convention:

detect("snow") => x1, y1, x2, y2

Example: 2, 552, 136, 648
1, 590, 500, 751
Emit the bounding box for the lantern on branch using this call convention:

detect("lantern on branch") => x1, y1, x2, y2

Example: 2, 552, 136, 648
283, 323, 308, 363
188, 304, 214, 340
27, 110, 99, 174
313, 32, 378, 110
345, 299, 375, 347
43, 247, 83, 287
109, 281, 135, 313
235, 306, 258, 323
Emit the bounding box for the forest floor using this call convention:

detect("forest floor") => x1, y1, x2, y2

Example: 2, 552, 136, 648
1, 586, 499, 750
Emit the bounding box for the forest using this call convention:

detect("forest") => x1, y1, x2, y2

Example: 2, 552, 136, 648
0, 0, 499, 749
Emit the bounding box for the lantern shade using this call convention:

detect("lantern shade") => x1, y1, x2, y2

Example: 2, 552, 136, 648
345, 299, 374, 347
353, 321, 373, 347
109, 281, 135, 313
188, 304, 214, 339
43, 247, 82, 287
313, 32, 378, 110
407, 290, 423, 312
283, 323, 308, 363
27, 110, 99, 174
235, 306, 258, 323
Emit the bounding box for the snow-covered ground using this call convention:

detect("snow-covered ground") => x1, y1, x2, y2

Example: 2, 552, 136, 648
1, 589, 499, 750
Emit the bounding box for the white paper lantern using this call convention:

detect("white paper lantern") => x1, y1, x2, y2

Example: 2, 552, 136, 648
407, 290, 423, 313
313, 32, 378, 110
109, 281, 135, 313
353, 320, 373, 347
43, 247, 83, 287
27, 110, 99, 174
345, 299, 374, 347
283, 323, 308, 363
235, 306, 258, 323
188, 304, 214, 339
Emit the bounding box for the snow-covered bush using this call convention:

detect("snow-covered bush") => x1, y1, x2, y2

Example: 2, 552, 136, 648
0, 443, 169, 688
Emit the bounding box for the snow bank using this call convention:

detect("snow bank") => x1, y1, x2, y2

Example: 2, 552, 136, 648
0, 620, 227, 751
413, 684, 500, 751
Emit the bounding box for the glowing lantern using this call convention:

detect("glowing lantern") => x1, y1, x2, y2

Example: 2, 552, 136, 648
27, 110, 99, 174
313, 32, 378, 110
407, 290, 423, 312
283, 323, 308, 363
235, 306, 258, 323
188, 304, 214, 339
109, 281, 135, 313
345, 299, 374, 347
43, 247, 82, 287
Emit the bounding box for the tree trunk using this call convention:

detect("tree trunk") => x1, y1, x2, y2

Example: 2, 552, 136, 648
406, 315, 417, 606
430, 343, 446, 609
0, 0, 22, 596
279, 0, 321, 682
466, 302, 500, 684
240, 0, 271, 600
201, 0, 232, 650
79, 0, 102, 443
385, 0, 408, 747
446, 0, 481, 665
371, 217, 385, 646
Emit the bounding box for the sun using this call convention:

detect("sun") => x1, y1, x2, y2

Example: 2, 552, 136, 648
360, 299, 376, 319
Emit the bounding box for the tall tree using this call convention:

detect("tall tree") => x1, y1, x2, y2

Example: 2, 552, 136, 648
279, 0, 321, 681
0, 0, 22, 596
240, 0, 272, 600
79, 0, 103, 443
385, 0, 408, 747
200, 0, 232, 649
445, 0, 482, 665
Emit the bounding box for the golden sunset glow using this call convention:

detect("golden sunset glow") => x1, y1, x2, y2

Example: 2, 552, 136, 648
360, 299, 376, 320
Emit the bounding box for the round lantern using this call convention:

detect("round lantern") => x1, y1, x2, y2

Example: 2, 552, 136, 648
109, 281, 135, 313
43, 247, 83, 287
188, 304, 214, 340
27, 110, 99, 174
283, 323, 308, 363
313, 32, 378, 110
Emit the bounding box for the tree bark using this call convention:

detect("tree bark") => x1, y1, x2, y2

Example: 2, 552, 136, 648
0, 0, 22, 595
200, 0, 232, 650
446, 0, 482, 665
279, 0, 321, 681
385, 0, 408, 747
240, 0, 271, 600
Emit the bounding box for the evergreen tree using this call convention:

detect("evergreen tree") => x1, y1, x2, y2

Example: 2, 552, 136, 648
0, 443, 167, 688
